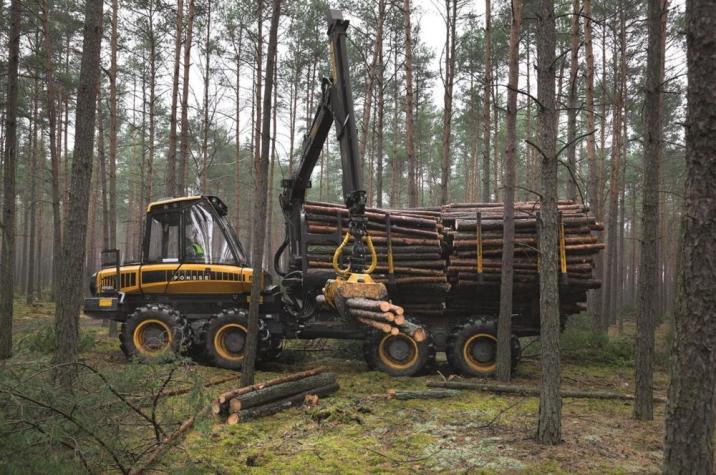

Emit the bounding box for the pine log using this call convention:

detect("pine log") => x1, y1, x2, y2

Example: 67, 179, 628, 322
216, 367, 326, 406
348, 308, 396, 323
228, 373, 337, 413
227, 382, 340, 425
358, 317, 399, 334
426, 381, 667, 403
386, 389, 458, 400
398, 320, 427, 342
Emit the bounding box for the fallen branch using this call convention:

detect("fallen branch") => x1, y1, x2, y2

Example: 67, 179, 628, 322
426, 381, 667, 403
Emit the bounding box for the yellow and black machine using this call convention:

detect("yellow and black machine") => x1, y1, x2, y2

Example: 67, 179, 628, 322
84, 10, 434, 375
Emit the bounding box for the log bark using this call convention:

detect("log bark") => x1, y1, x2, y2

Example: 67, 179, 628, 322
217, 367, 326, 406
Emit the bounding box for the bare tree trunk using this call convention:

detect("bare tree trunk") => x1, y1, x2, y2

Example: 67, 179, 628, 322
241, 0, 281, 388
566, 0, 580, 202
253, 0, 264, 209
390, 28, 399, 206
403, 0, 418, 207
535, 0, 561, 445
200, 0, 212, 194
439, 0, 457, 205
233, 27, 243, 235
41, 0, 62, 301
663, 0, 716, 469
145, 3, 157, 208
52, 0, 104, 387
0, 0, 20, 359
98, 100, 109, 250
481, 0, 492, 202
634, 0, 664, 422
26, 79, 39, 304
178, 0, 195, 195
165, 0, 184, 197
359, 0, 385, 181
583, 0, 600, 329
375, 39, 385, 208
108, 0, 118, 248
497, 0, 522, 382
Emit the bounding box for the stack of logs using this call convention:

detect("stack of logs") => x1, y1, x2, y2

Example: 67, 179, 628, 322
343, 298, 427, 342
212, 368, 338, 424
441, 201, 603, 318
304, 200, 603, 320
305, 201, 448, 319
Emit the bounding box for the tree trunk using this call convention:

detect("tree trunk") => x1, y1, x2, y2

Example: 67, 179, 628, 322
233, 28, 243, 235
200, 0, 212, 194
52, 0, 104, 387
566, 0, 580, 202
26, 79, 39, 304
165, 0, 184, 197
145, 3, 157, 208
403, 0, 418, 207
240, 0, 281, 388
359, 0, 385, 186
481, 0, 492, 202
497, 0, 522, 382
663, 0, 716, 470
603, 18, 623, 332
375, 37, 385, 208
108, 0, 118, 248
439, 0, 457, 205
41, 0, 63, 302
0, 0, 20, 359
535, 0, 561, 445
178, 0, 195, 195
252, 0, 264, 215
633, 0, 664, 423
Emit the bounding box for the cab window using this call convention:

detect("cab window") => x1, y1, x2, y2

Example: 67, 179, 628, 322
184, 203, 237, 264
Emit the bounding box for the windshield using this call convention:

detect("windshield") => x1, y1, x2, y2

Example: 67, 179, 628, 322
219, 215, 248, 265
184, 202, 240, 265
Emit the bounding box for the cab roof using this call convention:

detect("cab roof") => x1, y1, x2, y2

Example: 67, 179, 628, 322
146, 195, 228, 215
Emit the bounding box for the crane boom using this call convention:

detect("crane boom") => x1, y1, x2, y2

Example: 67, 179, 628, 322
278, 9, 368, 281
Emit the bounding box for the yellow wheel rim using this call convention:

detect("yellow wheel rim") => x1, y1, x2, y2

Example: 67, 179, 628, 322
214, 323, 247, 362
378, 334, 419, 370
463, 333, 497, 373
133, 319, 173, 354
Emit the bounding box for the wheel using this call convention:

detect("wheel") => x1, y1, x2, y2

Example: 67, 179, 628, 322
119, 304, 185, 361
446, 317, 521, 377
363, 330, 434, 377
203, 308, 273, 370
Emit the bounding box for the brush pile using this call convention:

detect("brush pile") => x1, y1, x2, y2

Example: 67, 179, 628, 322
304, 200, 603, 322
212, 368, 338, 424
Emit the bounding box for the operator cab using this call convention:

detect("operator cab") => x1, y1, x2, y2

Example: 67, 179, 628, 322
144, 196, 248, 266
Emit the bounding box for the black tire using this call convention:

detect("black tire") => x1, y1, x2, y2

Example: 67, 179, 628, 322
363, 329, 434, 377
203, 308, 273, 370
446, 317, 521, 377
119, 304, 186, 361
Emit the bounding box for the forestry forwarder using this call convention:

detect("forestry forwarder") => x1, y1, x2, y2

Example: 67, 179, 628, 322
84, 10, 438, 376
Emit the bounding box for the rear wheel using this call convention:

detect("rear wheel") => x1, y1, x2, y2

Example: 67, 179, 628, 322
363, 330, 434, 377
119, 305, 185, 361
447, 317, 520, 377
203, 308, 275, 370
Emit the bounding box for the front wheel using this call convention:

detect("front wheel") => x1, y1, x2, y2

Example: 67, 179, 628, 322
363, 330, 434, 377
119, 304, 186, 361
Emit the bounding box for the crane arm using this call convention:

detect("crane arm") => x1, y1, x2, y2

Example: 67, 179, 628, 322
278, 9, 368, 277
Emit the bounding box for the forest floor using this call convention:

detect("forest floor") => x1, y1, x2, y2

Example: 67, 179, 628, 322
1, 301, 673, 474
